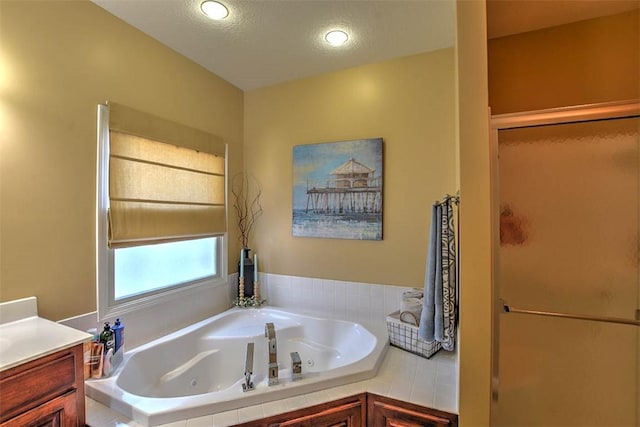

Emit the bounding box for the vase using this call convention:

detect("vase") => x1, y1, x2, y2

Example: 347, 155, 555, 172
238, 248, 254, 298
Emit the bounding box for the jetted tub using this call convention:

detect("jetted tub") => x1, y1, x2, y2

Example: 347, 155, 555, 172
85, 307, 388, 426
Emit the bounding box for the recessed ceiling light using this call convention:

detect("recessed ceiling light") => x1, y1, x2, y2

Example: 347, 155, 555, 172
325, 30, 349, 47
200, 1, 229, 20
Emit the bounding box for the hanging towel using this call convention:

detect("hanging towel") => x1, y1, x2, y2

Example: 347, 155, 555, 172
419, 203, 440, 342
419, 199, 457, 351
440, 200, 457, 350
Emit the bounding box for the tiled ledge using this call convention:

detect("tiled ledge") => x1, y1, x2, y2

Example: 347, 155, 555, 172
86, 346, 458, 427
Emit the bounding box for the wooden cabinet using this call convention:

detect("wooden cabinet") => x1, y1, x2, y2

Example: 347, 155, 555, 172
234, 393, 457, 427
0, 344, 86, 427
367, 394, 457, 427
236, 394, 366, 427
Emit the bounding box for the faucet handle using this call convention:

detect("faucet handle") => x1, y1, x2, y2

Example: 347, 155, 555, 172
242, 342, 255, 392
244, 342, 254, 376
290, 352, 302, 381
265, 322, 275, 338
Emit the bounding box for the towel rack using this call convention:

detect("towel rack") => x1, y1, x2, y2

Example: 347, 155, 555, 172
501, 300, 640, 327
437, 192, 459, 206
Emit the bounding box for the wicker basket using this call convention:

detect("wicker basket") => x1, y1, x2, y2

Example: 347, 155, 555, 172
386, 310, 441, 359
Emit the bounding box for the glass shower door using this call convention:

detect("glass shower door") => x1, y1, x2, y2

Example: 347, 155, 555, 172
492, 106, 640, 426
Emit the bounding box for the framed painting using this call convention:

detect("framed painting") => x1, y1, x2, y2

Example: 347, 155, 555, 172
292, 138, 383, 240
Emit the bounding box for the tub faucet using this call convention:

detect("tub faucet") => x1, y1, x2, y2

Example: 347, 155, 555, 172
242, 342, 254, 392
290, 351, 302, 381
265, 322, 278, 386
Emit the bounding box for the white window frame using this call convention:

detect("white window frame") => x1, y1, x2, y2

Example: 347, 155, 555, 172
96, 104, 228, 321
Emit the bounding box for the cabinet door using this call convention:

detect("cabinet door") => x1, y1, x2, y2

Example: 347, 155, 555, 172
270, 399, 363, 427
367, 394, 457, 427
0, 390, 78, 427
230, 395, 366, 427
0, 344, 85, 427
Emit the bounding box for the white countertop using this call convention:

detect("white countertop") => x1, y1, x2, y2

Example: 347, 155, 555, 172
0, 297, 93, 372
86, 346, 458, 427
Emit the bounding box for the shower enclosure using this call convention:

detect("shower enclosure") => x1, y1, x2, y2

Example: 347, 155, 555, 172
491, 101, 640, 426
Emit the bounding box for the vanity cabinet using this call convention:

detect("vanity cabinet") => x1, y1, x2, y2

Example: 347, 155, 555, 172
238, 394, 366, 427
234, 393, 457, 427
367, 393, 457, 427
0, 344, 85, 427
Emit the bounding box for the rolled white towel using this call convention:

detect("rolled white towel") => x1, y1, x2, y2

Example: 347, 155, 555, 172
400, 297, 423, 326
402, 288, 423, 299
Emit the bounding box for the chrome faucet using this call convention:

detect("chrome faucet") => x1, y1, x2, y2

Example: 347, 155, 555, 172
242, 342, 254, 392
290, 351, 302, 381
265, 322, 278, 386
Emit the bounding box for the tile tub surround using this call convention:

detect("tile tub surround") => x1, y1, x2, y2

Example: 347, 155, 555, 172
87, 347, 458, 427
240, 273, 422, 325
62, 273, 415, 351
86, 274, 459, 426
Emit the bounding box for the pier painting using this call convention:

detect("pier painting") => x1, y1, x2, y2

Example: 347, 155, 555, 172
293, 138, 383, 240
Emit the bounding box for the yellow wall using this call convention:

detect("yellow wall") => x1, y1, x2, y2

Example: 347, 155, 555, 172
244, 49, 456, 287
456, 1, 492, 425
489, 9, 640, 114
0, 0, 244, 320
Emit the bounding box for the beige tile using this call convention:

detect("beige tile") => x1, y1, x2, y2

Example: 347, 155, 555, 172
433, 383, 458, 413
410, 379, 436, 408
325, 383, 361, 400
185, 415, 214, 426
279, 394, 310, 412
85, 397, 143, 427
414, 360, 438, 382
237, 405, 264, 424
435, 362, 457, 387
212, 410, 239, 427
365, 378, 391, 396
388, 381, 414, 402
260, 399, 289, 418
156, 421, 187, 427
305, 388, 335, 406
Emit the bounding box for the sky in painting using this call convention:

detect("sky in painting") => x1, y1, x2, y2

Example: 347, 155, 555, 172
293, 138, 383, 210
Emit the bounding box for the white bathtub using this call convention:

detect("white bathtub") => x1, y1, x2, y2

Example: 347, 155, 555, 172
85, 307, 388, 426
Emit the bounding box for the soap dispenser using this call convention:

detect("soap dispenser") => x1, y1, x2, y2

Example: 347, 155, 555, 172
112, 318, 124, 352
99, 322, 115, 354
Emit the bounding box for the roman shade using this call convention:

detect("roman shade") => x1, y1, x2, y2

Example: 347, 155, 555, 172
107, 103, 226, 248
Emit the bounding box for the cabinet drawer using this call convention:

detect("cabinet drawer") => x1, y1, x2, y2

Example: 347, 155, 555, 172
0, 349, 78, 422
0, 390, 78, 427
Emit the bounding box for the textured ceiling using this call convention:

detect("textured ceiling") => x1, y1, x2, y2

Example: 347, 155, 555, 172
91, 0, 456, 91
92, 0, 639, 92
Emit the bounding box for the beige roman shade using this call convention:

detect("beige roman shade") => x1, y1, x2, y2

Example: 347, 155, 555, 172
107, 103, 226, 248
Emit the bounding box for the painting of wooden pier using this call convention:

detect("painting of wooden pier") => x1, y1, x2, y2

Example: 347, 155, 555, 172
293, 138, 383, 240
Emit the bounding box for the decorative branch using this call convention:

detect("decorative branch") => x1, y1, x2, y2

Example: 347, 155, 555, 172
231, 173, 263, 248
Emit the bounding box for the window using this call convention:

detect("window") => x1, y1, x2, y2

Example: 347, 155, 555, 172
97, 103, 227, 318
113, 237, 219, 300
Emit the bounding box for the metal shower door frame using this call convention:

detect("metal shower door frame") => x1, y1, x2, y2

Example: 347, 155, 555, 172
489, 99, 640, 424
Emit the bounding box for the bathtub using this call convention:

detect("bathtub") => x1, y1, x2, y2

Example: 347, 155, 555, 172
85, 306, 388, 426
